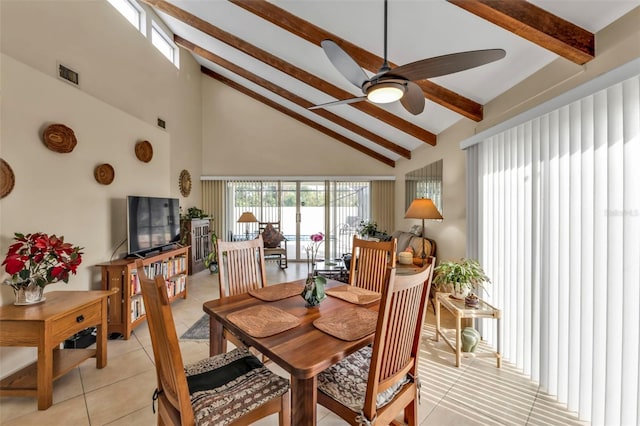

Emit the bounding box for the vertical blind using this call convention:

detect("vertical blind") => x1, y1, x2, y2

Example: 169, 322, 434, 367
466, 74, 639, 424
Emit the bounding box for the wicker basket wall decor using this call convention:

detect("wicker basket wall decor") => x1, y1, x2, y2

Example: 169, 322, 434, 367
135, 140, 153, 162
0, 159, 15, 198
94, 163, 115, 185
42, 124, 77, 153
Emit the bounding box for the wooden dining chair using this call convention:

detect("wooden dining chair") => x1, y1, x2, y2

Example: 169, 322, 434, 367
216, 236, 267, 352
135, 260, 290, 426
348, 236, 397, 293
317, 258, 435, 425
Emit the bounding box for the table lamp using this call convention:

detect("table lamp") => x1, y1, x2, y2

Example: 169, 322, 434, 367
237, 211, 258, 240
404, 198, 443, 265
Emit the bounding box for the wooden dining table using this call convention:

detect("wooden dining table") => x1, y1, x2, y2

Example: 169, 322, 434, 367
203, 279, 380, 426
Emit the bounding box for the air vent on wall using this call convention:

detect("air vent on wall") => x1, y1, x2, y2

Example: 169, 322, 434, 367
157, 118, 166, 129
57, 63, 79, 87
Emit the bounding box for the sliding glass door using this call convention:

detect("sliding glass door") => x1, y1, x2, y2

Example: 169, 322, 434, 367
226, 180, 371, 261
299, 182, 326, 260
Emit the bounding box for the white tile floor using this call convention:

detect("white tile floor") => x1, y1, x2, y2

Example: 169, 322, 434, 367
0, 263, 588, 425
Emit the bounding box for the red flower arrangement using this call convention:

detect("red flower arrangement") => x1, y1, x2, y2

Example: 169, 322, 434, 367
2, 232, 83, 288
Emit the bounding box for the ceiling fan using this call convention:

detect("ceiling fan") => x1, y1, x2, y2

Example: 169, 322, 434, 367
310, 0, 506, 115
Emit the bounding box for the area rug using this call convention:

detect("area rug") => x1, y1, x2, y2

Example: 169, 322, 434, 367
180, 315, 209, 340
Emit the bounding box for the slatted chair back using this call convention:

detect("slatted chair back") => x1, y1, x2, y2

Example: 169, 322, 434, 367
135, 260, 194, 425
349, 236, 397, 293
217, 236, 267, 298
316, 258, 435, 424
137, 259, 291, 425
364, 257, 435, 423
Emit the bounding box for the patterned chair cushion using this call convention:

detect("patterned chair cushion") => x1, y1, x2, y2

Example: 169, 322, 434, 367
185, 347, 289, 426
261, 224, 285, 248
317, 346, 409, 413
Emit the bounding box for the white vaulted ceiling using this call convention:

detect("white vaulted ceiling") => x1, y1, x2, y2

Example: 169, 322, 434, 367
142, 0, 639, 167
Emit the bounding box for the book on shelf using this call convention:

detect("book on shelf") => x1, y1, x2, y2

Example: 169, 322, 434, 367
130, 271, 140, 296
130, 296, 145, 322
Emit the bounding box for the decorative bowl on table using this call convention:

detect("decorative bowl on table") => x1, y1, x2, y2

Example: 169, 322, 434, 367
398, 252, 413, 265
465, 293, 479, 307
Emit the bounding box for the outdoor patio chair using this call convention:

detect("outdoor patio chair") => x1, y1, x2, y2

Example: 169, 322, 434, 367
258, 221, 288, 269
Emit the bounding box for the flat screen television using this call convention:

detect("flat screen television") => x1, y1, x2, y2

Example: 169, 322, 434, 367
127, 195, 180, 256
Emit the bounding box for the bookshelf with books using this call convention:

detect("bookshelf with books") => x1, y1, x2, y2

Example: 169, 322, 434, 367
97, 246, 189, 339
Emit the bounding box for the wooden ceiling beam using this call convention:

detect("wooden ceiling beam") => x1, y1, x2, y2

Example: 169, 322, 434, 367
447, 0, 594, 64
177, 36, 410, 159
229, 0, 484, 122
200, 67, 396, 167
139, 0, 435, 146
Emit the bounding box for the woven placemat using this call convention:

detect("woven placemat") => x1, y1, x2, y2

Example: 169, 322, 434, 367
227, 305, 301, 338
325, 285, 381, 305
249, 282, 304, 302
313, 307, 378, 341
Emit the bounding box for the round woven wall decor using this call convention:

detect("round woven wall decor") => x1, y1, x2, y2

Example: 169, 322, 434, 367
179, 169, 192, 197
94, 163, 115, 185
0, 158, 15, 199
135, 140, 153, 163
43, 124, 77, 153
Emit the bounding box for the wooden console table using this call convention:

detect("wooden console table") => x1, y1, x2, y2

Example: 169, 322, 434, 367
0, 290, 113, 409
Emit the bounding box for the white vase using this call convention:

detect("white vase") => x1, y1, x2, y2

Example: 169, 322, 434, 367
450, 286, 469, 300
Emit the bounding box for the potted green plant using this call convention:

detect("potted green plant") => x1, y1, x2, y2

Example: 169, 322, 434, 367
356, 219, 378, 238
185, 207, 205, 219
432, 258, 490, 299
203, 230, 219, 273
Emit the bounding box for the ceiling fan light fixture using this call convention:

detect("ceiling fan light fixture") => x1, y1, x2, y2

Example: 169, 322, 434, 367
366, 82, 406, 104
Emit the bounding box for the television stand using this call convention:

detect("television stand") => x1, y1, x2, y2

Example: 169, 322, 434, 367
97, 246, 189, 339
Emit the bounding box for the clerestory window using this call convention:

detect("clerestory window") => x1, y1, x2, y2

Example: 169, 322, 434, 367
151, 22, 179, 67
106, 0, 143, 33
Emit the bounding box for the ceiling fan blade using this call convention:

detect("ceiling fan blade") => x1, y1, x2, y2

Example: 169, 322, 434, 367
388, 49, 506, 81
321, 39, 370, 89
308, 96, 367, 110
400, 82, 425, 115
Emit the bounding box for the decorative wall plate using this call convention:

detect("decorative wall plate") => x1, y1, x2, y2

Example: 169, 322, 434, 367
43, 123, 77, 153
135, 140, 153, 162
0, 159, 15, 198
179, 169, 192, 197
94, 163, 115, 185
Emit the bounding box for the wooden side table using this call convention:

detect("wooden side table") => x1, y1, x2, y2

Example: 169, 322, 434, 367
435, 292, 502, 367
0, 290, 114, 409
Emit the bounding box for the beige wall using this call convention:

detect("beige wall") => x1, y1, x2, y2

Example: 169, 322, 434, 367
394, 120, 475, 263
0, 0, 202, 376
0, 0, 203, 205
201, 77, 393, 176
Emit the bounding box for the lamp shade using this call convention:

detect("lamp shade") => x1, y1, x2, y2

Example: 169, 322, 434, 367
237, 212, 258, 223
404, 198, 443, 220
